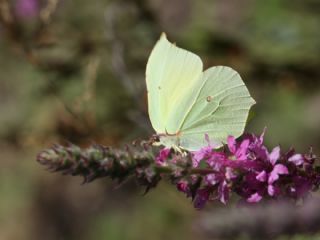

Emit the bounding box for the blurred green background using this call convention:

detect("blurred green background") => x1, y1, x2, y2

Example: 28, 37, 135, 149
0, 0, 319, 239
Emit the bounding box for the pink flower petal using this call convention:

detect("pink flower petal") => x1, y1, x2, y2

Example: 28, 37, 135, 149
268, 184, 280, 197
268, 164, 289, 184
192, 146, 213, 167
269, 146, 280, 165
155, 148, 170, 166
247, 193, 262, 203
227, 136, 237, 154
205, 174, 218, 185
236, 139, 250, 160
259, 127, 267, 144
176, 180, 189, 193
218, 181, 229, 205
194, 189, 210, 209
225, 167, 236, 180
256, 170, 267, 182
288, 154, 304, 166
268, 185, 275, 196
274, 164, 289, 175
15, 0, 39, 19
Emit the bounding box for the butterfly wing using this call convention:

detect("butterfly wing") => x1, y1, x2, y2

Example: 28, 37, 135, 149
146, 33, 203, 134
179, 66, 256, 151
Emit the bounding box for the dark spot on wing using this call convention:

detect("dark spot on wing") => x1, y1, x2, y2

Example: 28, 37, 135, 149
158, 86, 161, 90
206, 96, 212, 102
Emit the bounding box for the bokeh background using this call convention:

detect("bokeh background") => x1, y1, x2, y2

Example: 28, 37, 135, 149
0, 0, 320, 239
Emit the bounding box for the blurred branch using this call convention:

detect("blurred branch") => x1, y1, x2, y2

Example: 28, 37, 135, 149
104, 2, 151, 133
0, 0, 23, 49
46, 56, 100, 133
39, 0, 59, 24
83, 56, 100, 104
71, 56, 100, 129
0, 0, 13, 24
198, 198, 320, 240
104, 3, 140, 104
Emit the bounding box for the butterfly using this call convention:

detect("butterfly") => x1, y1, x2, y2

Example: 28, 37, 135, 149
146, 33, 255, 151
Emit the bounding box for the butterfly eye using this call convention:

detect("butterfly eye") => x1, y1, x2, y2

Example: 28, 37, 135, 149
206, 96, 213, 102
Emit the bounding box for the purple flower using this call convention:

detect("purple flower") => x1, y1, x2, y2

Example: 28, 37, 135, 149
194, 189, 210, 209
227, 136, 237, 153
15, 0, 39, 19
267, 184, 280, 196
177, 180, 189, 193
206, 152, 227, 170
246, 129, 269, 160
225, 167, 237, 180
267, 147, 286, 172
291, 176, 313, 198
193, 134, 224, 167
266, 147, 289, 196
252, 146, 289, 197
228, 136, 250, 160
187, 129, 319, 208
247, 193, 262, 203
155, 148, 170, 166
218, 180, 229, 204
268, 164, 289, 184
288, 154, 305, 166
205, 174, 219, 185
37, 129, 320, 209
256, 170, 267, 182
269, 146, 280, 165
192, 145, 213, 167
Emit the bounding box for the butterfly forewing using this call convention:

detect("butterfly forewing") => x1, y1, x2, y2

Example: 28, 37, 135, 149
146, 33, 204, 134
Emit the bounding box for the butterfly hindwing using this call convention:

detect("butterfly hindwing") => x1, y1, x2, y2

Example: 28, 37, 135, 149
179, 66, 256, 150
